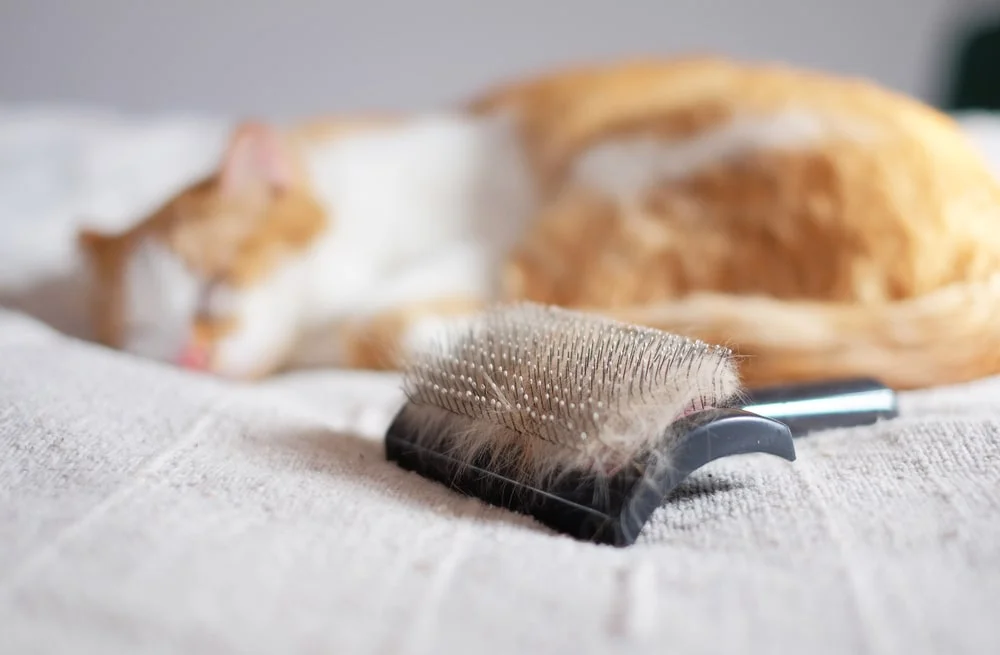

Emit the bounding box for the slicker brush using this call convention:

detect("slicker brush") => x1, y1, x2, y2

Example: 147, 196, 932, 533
384, 302, 804, 546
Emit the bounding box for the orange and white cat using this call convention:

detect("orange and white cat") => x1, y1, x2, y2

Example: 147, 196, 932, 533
77, 56, 1000, 390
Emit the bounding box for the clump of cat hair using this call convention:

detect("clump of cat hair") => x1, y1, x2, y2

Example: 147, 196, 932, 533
398, 302, 744, 487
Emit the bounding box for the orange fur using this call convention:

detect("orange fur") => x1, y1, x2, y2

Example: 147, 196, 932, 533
77, 226, 130, 349
337, 297, 488, 370
483, 57, 1000, 390
286, 114, 404, 144
77, 56, 1000, 390
77, 124, 328, 349
601, 276, 1000, 390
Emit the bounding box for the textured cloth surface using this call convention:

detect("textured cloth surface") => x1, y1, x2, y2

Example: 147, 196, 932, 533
2, 309, 999, 655
1, 107, 1000, 655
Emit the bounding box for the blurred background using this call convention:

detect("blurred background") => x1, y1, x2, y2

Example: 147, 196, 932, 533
1, 0, 999, 341
1, 0, 999, 118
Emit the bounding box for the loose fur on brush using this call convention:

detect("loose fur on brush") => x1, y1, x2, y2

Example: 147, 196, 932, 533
76, 56, 1000, 390
398, 302, 742, 487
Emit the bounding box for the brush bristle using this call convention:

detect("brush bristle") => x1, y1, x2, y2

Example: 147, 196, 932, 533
398, 302, 743, 486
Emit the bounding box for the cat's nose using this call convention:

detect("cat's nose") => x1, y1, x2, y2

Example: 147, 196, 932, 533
176, 343, 210, 371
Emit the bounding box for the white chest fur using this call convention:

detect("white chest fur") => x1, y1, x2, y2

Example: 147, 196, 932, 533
293, 112, 538, 325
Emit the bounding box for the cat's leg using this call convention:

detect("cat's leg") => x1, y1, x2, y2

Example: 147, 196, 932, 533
288, 297, 487, 372
334, 296, 488, 370
195, 261, 309, 380
288, 244, 496, 371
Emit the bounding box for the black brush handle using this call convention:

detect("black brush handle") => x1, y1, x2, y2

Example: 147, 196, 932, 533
741, 377, 898, 437
385, 407, 795, 547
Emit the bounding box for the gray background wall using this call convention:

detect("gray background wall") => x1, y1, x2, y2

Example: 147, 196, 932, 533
0, 0, 998, 119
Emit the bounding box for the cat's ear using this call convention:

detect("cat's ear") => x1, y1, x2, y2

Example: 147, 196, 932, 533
218, 122, 296, 196
76, 225, 123, 280
77, 226, 114, 257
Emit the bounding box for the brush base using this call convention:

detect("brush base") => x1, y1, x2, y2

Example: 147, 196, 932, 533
385, 407, 795, 547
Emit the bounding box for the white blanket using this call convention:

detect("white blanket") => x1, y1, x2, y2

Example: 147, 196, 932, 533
1, 106, 999, 655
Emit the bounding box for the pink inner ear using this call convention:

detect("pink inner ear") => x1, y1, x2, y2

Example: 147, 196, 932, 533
218, 122, 296, 195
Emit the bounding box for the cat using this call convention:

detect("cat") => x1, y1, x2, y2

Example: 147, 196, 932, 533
76, 56, 1000, 390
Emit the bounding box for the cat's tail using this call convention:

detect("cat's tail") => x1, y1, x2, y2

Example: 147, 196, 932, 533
602, 274, 1000, 390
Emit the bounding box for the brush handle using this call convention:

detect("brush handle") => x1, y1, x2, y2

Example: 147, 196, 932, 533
741, 378, 898, 437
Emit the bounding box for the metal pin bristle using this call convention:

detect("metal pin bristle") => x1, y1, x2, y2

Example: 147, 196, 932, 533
402, 302, 736, 451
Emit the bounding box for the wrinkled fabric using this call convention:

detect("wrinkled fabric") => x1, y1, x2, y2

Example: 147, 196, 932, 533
1, 107, 999, 655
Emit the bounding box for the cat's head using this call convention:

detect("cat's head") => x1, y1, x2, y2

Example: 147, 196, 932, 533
78, 122, 328, 379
